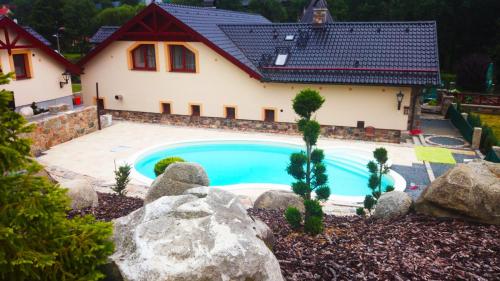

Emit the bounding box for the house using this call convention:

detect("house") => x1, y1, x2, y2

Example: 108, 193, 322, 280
79, 2, 440, 141
0, 16, 80, 110
0, 5, 12, 17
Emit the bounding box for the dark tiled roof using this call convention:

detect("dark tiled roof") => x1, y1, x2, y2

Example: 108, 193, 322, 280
300, 0, 334, 24
157, 3, 270, 76
220, 22, 440, 85
89, 26, 119, 44
22, 26, 51, 46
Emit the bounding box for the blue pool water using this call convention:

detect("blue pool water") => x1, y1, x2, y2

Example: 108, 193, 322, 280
134, 142, 394, 197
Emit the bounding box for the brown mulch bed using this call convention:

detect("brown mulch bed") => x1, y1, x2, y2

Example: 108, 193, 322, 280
249, 208, 500, 281
67, 192, 143, 221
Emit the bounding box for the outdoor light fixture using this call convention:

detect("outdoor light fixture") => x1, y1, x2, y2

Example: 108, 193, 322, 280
59, 71, 71, 88
396, 91, 404, 110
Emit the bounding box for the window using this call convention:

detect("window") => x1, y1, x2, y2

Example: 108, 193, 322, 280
13, 54, 30, 79
131, 44, 156, 70
275, 54, 288, 66
264, 109, 275, 122
190, 104, 201, 117
357, 121, 365, 129
225, 106, 236, 119
161, 102, 171, 114
170, 45, 196, 72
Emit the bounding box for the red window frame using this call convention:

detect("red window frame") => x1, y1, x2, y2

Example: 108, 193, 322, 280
13, 54, 29, 79
131, 44, 156, 71
264, 109, 275, 122
169, 45, 196, 73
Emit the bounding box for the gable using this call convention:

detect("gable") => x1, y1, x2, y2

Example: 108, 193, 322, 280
80, 3, 268, 79
0, 16, 80, 74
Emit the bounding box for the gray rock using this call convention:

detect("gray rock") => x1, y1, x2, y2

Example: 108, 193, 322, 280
253, 218, 275, 250
373, 191, 412, 219
145, 162, 209, 204
19, 106, 33, 118
62, 179, 98, 209
111, 187, 284, 281
254, 190, 304, 212
415, 160, 500, 225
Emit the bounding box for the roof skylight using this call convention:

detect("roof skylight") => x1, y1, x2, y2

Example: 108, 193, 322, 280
275, 54, 288, 66
285, 35, 295, 41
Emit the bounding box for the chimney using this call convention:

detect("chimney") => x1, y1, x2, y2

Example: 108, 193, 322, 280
312, 8, 328, 27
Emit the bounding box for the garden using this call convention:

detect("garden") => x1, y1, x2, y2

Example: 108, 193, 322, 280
2, 77, 499, 280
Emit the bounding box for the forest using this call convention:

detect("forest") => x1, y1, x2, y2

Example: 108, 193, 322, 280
3, 0, 500, 81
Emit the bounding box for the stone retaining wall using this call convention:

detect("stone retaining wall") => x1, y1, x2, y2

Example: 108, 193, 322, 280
27, 106, 98, 156
104, 109, 401, 143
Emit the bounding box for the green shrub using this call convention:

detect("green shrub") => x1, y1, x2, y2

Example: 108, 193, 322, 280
356, 207, 366, 216
467, 113, 482, 128
285, 207, 302, 229
154, 157, 185, 176
304, 215, 323, 235
385, 185, 395, 192
113, 163, 131, 196
0, 78, 114, 281
304, 199, 323, 218
427, 99, 438, 106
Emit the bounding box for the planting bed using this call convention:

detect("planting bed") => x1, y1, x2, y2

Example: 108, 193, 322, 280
249, 209, 500, 281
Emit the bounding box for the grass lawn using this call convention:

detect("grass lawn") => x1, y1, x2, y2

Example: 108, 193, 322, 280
478, 113, 500, 138
63, 53, 83, 63
72, 84, 82, 93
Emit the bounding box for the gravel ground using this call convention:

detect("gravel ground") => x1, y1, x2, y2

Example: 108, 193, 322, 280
67, 192, 143, 221
249, 208, 500, 281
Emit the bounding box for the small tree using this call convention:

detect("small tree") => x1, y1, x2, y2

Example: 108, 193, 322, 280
113, 163, 131, 196
0, 73, 114, 280
357, 147, 392, 215
286, 89, 330, 234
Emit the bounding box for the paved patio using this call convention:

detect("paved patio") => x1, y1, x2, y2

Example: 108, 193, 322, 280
38, 121, 424, 210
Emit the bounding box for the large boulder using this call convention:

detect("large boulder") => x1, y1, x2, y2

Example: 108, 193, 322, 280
110, 187, 284, 281
373, 191, 413, 219
145, 162, 209, 204
62, 179, 98, 209
415, 160, 500, 225
254, 190, 304, 212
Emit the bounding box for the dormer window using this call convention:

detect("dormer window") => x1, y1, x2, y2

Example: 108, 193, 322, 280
131, 44, 156, 71
275, 54, 288, 66
170, 45, 196, 73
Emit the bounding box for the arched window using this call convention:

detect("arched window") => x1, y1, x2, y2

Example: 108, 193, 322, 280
131, 44, 156, 71
169, 45, 196, 72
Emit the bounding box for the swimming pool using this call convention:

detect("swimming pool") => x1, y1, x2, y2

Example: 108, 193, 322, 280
132, 141, 402, 198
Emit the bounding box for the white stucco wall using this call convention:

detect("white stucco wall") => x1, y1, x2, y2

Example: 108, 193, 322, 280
0, 28, 73, 107
81, 41, 412, 130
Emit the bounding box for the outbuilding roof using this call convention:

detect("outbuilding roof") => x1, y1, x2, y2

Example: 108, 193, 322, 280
86, 3, 440, 86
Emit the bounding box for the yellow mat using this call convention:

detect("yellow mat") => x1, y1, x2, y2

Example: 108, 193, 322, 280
415, 146, 456, 164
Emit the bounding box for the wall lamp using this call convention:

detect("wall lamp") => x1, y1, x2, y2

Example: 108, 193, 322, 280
396, 91, 404, 110
59, 71, 71, 88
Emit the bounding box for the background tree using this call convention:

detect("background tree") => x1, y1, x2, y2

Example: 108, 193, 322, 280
0, 73, 114, 280
286, 89, 330, 235
216, 0, 244, 11
92, 4, 144, 29
248, 0, 287, 22
63, 0, 97, 54
30, 0, 65, 46
456, 53, 492, 92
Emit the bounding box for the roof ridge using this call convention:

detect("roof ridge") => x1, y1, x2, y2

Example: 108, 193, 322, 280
156, 3, 266, 18
219, 21, 437, 27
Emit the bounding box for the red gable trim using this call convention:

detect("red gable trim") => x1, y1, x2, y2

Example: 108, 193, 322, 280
78, 4, 262, 80
0, 17, 81, 74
